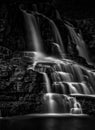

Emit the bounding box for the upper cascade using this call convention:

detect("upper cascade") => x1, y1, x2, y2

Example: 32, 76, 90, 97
21, 8, 66, 58
23, 10, 44, 54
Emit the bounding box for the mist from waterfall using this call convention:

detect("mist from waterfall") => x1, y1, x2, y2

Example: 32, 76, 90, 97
22, 8, 95, 115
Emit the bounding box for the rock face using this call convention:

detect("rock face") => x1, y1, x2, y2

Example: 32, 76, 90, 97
0, 53, 47, 116
0, 3, 25, 51
75, 19, 95, 64
71, 94, 95, 115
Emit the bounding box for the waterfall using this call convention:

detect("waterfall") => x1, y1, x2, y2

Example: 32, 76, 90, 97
41, 72, 51, 93
22, 9, 66, 59
28, 11, 65, 57
21, 8, 95, 115
50, 20, 65, 55
65, 24, 92, 64
44, 93, 82, 113
23, 10, 44, 54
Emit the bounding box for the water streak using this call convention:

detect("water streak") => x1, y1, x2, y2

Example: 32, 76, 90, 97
23, 10, 44, 54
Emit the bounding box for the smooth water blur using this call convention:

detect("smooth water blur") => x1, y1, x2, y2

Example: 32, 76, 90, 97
44, 93, 82, 114
3, 115, 95, 130
50, 21, 65, 55
41, 72, 51, 92
23, 10, 44, 53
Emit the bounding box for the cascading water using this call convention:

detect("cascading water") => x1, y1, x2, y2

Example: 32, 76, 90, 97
41, 72, 51, 93
65, 24, 92, 64
50, 20, 65, 55
22, 8, 95, 115
30, 11, 65, 57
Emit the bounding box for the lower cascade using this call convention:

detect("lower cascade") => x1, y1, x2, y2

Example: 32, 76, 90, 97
13, 8, 95, 115
27, 52, 95, 114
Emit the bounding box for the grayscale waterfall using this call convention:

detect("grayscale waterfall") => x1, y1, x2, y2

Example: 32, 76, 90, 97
21, 9, 95, 115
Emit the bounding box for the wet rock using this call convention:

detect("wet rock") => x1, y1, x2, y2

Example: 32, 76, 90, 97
71, 94, 95, 115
